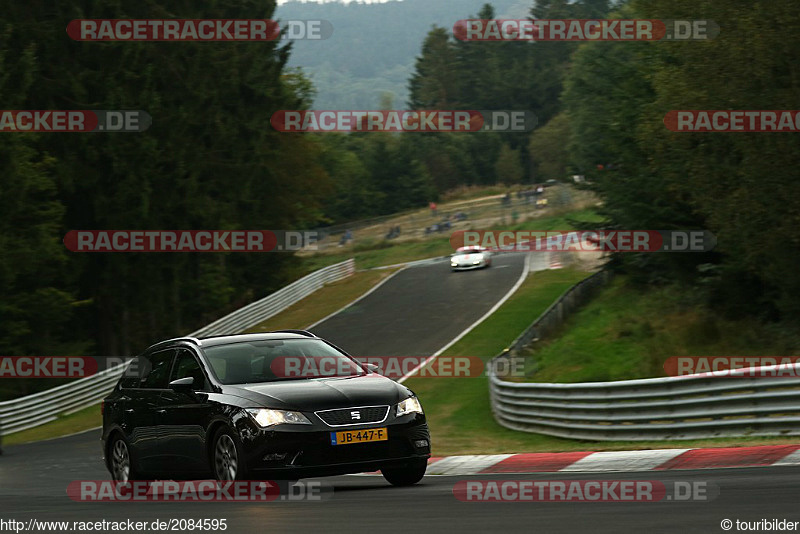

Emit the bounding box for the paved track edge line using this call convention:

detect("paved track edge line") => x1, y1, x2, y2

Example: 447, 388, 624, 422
398, 252, 533, 384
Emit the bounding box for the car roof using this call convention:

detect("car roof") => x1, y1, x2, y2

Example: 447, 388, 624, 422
145, 331, 315, 352
455, 246, 484, 253
198, 332, 314, 347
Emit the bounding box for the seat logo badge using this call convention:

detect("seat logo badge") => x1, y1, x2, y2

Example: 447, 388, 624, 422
351, 411, 361, 420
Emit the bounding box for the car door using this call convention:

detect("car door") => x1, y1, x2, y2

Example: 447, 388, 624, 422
124, 348, 176, 474
156, 348, 215, 475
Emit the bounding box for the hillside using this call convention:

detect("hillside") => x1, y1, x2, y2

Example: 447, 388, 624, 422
276, 0, 531, 109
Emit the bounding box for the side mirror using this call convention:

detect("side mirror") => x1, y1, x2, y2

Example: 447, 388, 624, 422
363, 363, 380, 374
169, 376, 194, 390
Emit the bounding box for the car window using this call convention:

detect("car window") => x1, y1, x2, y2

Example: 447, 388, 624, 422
204, 338, 364, 384
118, 358, 140, 389
135, 349, 176, 389
170, 349, 207, 390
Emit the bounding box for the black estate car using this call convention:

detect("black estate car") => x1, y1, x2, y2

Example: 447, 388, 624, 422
101, 331, 431, 486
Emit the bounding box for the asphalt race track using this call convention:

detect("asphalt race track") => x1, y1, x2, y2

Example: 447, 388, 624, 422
311, 252, 537, 357
2, 253, 796, 533
2, 431, 800, 533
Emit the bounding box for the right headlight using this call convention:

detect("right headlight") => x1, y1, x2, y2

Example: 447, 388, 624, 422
396, 396, 424, 417
246, 408, 312, 428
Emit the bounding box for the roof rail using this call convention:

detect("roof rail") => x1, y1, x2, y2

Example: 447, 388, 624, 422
144, 336, 201, 353
162, 336, 201, 345
270, 329, 317, 338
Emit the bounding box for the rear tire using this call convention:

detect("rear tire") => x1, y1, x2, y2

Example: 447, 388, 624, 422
381, 460, 427, 487
108, 434, 144, 482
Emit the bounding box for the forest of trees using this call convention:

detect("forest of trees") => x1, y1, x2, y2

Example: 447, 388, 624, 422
0, 0, 332, 395
562, 0, 800, 325
326, 0, 800, 330
2, 0, 799, 398
277, 0, 531, 109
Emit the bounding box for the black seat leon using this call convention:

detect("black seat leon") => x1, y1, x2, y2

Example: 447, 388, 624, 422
101, 331, 431, 486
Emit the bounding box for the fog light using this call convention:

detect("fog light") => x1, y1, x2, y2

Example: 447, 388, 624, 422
263, 453, 288, 461
414, 440, 429, 448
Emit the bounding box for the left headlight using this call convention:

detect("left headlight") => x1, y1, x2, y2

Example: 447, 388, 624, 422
246, 408, 312, 428
396, 396, 424, 417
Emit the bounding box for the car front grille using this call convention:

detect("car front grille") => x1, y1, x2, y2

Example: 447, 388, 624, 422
315, 405, 390, 427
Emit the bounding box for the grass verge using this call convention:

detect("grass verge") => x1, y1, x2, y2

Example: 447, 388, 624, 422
522, 276, 797, 383
245, 268, 399, 332
3, 403, 101, 446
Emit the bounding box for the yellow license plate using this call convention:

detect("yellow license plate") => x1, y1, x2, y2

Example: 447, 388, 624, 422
330, 427, 388, 446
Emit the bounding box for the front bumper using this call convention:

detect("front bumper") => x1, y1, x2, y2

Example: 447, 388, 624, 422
451, 261, 486, 270
237, 414, 431, 479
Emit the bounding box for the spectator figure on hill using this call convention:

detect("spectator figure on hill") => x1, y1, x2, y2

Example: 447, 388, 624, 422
339, 229, 353, 246
385, 226, 401, 240
429, 201, 437, 217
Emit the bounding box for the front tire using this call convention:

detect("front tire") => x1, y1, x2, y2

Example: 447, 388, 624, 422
212, 426, 250, 481
381, 460, 427, 487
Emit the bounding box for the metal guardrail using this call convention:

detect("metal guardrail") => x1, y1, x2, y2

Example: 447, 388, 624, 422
490, 368, 800, 441
0, 259, 355, 437
0, 364, 128, 436
489, 270, 800, 441
189, 259, 355, 337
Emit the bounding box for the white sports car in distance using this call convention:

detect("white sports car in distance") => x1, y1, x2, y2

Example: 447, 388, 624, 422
450, 246, 492, 271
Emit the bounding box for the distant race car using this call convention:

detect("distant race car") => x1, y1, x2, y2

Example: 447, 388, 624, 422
450, 246, 492, 271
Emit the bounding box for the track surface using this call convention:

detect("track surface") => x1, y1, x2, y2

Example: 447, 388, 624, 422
2, 431, 800, 533
311, 253, 533, 356
2, 254, 797, 532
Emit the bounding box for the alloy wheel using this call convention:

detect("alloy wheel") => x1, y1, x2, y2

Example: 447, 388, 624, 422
214, 434, 239, 480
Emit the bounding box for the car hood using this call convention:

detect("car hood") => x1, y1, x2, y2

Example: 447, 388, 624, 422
223, 374, 411, 411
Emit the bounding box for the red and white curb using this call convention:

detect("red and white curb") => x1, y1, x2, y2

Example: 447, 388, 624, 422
359, 445, 800, 476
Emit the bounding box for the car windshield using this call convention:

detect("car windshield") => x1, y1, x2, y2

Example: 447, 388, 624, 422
456, 248, 482, 255
204, 339, 365, 385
